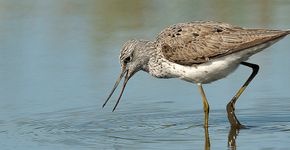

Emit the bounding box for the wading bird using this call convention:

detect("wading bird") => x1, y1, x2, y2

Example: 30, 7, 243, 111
103, 21, 289, 128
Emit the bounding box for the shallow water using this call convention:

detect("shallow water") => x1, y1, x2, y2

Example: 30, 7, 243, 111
1, 0, 290, 149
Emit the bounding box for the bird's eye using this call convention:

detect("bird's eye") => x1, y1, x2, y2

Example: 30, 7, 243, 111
124, 56, 131, 64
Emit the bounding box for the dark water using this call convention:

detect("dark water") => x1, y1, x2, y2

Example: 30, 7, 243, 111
1, 0, 290, 149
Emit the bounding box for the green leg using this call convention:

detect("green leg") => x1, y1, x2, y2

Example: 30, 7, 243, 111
227, 62, 259, 128
197, 84, 211, 149
198, 83, 210, 128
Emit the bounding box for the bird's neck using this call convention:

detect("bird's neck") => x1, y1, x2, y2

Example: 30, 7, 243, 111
139, 41, 158, 73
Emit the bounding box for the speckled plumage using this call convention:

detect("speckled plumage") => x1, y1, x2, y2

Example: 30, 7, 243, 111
156, 21, 289, 66
104, 21, 290, 127
137, 21, 289, 83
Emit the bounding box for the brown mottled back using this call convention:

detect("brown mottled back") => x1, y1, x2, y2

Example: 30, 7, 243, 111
156, 21, 289, 65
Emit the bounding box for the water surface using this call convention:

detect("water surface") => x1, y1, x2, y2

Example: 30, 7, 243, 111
1, 0, 290, 149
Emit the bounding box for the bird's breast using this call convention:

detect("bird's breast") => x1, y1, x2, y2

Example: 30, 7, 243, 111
156, 53, 246, 84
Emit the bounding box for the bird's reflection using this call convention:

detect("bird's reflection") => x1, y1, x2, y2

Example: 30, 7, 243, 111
203, 125, 240, 150
204, 127, 210, 150
228, 127, 240, 150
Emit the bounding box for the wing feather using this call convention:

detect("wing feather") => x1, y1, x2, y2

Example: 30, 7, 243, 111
156, 21, 289, 65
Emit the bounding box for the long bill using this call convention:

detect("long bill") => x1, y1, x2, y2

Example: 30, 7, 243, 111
112, 71, 130, 112
102, 68, 127, 108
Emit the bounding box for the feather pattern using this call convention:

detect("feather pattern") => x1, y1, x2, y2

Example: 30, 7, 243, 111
156, 21, 289, 66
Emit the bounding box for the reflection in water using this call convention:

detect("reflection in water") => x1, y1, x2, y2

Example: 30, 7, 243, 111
1, 0, 290, 149
204, 127, 210, 150
203, 124, 240, 150
2, 105, 290, 149
228, 127, 239, 150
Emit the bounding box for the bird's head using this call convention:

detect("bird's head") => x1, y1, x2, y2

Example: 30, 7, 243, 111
103, 39, 154, 111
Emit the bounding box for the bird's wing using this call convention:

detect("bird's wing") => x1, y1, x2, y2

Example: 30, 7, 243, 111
156, 21, 289, 66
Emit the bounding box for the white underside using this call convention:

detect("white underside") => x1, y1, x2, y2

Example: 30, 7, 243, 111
163, 38, 282, 84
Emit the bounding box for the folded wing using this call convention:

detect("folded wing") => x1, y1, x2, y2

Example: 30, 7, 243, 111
156, 21, 289, 66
